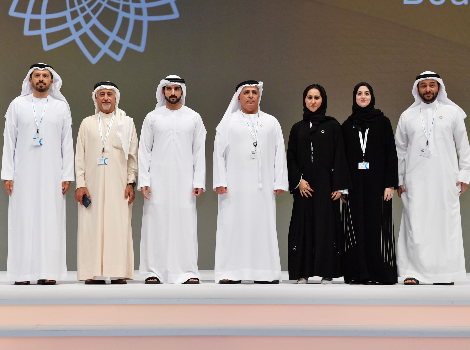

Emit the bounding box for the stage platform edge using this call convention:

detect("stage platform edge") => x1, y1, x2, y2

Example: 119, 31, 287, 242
1, 271, 470, 349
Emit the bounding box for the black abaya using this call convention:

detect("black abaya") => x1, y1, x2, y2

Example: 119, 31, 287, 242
341, 115, 398, 284
287, 119, 351, 280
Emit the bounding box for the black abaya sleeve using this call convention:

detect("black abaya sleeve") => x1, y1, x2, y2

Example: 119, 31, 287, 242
332, 123, 352, 191
287, 122, 302, 192
383, 117, 399, 189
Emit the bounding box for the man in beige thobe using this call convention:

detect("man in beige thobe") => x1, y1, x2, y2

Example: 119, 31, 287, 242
75, 81, 138, 284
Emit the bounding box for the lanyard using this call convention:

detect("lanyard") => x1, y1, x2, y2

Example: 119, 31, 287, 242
420, 102, 439, 146
242, 111, 262, 189
359, 128, 369, 161
242, 112, 259, 148
98, 112, 116, 155
31, 97, 48, 134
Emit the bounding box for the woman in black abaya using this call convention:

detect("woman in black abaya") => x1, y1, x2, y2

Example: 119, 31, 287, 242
287, 84, 351, 284
341, 82, 398, 285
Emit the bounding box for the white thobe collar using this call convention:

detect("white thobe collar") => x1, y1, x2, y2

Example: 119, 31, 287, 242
99, 111, 114, 119
241, 110, 258, 125
420, 99, 438, 111
165, 105, 183, 113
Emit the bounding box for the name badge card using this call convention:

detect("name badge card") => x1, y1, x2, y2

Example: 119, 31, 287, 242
358, 162, 369, 170
32, 137, 43, 146
97, 157, 108, 165
420, 144, 430, 158
251, 150, 257, 159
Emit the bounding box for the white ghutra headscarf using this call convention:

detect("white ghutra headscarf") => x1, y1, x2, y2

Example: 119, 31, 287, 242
216, 80, 263, 156
407, 71, 466, 119
155, 75, 186, 109
92, 81, 133, 160
21, 63, 69, 108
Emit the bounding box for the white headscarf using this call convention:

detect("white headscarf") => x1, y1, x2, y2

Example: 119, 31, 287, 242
155, 75, 186, 109
408, 71, 466, 119
92, 81, 133, 160
92, 81, 121, 114
21, 63, 68, 107
215, 80, 263, 156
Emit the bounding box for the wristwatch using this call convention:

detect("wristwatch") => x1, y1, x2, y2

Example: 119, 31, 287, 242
128, 182, 136, 188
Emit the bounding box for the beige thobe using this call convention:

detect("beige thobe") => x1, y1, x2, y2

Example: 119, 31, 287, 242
75, 110, 138, 280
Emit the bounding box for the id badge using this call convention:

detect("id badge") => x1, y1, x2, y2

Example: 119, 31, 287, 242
32, 136, 43, 146
97, 157, 108, 165
251, 150, 257, 159
420, 144, 430, 158
358, 162, 369, 170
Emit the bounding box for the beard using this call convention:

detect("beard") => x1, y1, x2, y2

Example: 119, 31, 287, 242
165, 95, 181, 105
33, 82, 49, 93
100, 102, 112, 111
419, 90, 438, 104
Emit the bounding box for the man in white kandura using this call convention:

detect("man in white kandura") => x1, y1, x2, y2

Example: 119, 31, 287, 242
1, 63, 74, 285
213, 80, 289, 284
396, 71, 470, 285
139, 75, 206, 284
75, 81, 138, 285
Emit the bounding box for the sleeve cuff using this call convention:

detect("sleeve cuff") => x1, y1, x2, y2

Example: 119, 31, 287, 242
458, 171, 470, 185
213, 183, 227, 191
61, 176, 75, 182
76, 178, 86, 189
398, 175, 404, 187
127, 175, 136, 184
138, 181, 150, 190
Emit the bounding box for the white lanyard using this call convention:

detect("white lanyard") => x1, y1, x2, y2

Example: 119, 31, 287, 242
98, 112, 116, 155
420, 102, 439, 146
359, 128, 369, 161
31, 97, 48, 134
242, 112, 259, 148
242, 112, 262, 189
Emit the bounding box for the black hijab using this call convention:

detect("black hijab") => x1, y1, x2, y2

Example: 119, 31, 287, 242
347, 82, 384, 129
302, 84, 336, 137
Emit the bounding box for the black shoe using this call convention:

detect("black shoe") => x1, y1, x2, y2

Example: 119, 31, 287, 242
14, 281, 30, 285
433, 282, 454, 285
218, 279, 241, 284
85, 279, 106, 284
111, 279, 127, 284
348, 279, 363, 285
254, 280, 279, 284
37, 279, 56, 285
145, 277, 161, 284
183, 278, 200, 284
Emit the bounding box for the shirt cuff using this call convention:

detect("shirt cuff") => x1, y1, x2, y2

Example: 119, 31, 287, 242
193, 183, 206, 191
458, 171, 470, 185
76, 177, 86, 189
213, 183, 227, 191
127, 174, 136, 184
